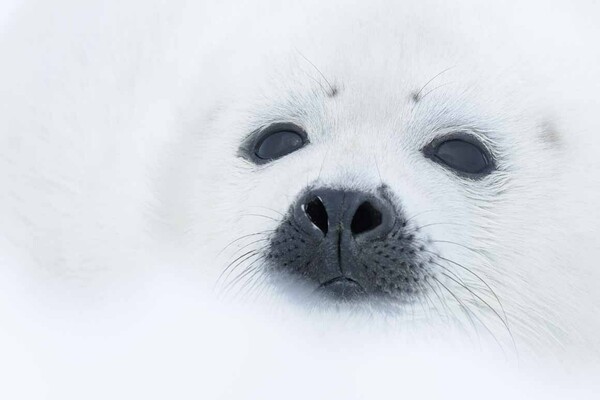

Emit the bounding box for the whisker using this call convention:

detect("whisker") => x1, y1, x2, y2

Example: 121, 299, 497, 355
403, 209, 441, 226
227, 237, 270, 260
412, 66, 455, 102
402, 206, 472, 228
419, 82, 455, 101
246, 206, 286, 218
428, 240, 489, 258
374, 156, 383, 187
223, 257, 264, 295
433, 276, 506, 354
295, 48, 336, 96
427, 250, 509, 329
433, 276, 481, 343
316, 146, 330, 182
234, 266, 266, 301
216, 250, 260, 288
217, 230, 274, 256
438, 268, 517, 355
251, 273, 272, 302
434, 262, 501, 321
416, 221, 469, 230
300, 70, 329, 96
416, 281, 439, 321
423, 278, 451, 322
243, 269, 270, 302
240, 213, 281, 223
432, 276, 480, 337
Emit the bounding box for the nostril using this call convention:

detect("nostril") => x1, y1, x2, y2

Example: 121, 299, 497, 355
351, 201, 383, 235
304, 197, 328, 234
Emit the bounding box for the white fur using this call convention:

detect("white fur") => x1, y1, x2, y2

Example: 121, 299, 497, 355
1, 0, 600, 397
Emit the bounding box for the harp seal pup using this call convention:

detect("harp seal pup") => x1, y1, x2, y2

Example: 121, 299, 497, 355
1, 0, 599, 361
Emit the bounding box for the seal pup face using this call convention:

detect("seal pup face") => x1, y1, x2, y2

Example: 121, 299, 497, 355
183, 54, 562, 348
159, 0, 600, 352
238, 121, 496, 303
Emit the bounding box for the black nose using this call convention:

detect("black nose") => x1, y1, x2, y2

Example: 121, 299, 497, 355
268, 186, 424, 301
298, 188, 394, 240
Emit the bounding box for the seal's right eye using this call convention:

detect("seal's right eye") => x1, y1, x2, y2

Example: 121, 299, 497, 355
422, 133, 495, 178
250, 124, 308, 163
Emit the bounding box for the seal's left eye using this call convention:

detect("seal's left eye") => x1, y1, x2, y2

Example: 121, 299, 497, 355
423, 135, 494, 176
254, 127, 307, 162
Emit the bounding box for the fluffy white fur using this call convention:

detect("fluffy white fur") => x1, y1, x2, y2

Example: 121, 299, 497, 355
1, 0, 600, 397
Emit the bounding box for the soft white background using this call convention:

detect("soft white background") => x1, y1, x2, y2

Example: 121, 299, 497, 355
1, 266, 599, 400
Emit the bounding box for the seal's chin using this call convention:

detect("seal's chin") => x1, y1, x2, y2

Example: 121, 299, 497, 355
267, 269, 416, 313
316, 277, 366, 301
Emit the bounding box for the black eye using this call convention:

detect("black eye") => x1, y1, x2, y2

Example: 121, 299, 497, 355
253, 125, 307, 162
424, 135, 494, 176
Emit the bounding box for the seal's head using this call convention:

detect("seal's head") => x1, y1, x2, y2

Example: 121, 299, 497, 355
159, 0, 600, 353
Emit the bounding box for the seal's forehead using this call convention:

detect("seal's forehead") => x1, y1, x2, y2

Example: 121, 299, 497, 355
211, 9, 515, 115
231, 51, 510, 143
194, 0, 587, 148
